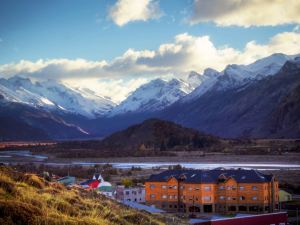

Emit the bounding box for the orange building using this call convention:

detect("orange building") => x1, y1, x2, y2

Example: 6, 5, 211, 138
145, 169, 279, 214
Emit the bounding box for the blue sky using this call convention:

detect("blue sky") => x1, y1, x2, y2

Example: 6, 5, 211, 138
1, 0, 300, 102
0, 0, 296, 64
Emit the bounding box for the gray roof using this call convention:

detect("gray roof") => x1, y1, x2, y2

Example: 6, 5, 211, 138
147, 169, 274, 184
122, 200, 164, 213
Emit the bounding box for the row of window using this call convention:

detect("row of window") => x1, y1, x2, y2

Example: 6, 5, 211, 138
150, 194, 265, 202
152, 184, 262, 191
125, 190, 143, 195
219, 196, 258, 201
157, 185, 212, 191
219, 185, 259, 191
150, 194, 212, 201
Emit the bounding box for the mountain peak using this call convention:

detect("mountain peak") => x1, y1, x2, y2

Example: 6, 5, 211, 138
110, 78, 193, 116
188, 71, 201, 78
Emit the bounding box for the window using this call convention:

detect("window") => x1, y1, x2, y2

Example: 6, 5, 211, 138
173, 185, 177, 189
219, 196, 225, 200
252, 186, 258, 190
162, 185, 167, 189
195, 187, 200, 190
132, 191, 137, 195
180, 185, 184, 190
203, 196, 211, 201
252, 196, 258, 200
150, 194, 155, 198
240, 196, 245, 200
227, 197, 231, 200
125, 191, 130, 195
188, 187, 193, 191
162, 195, 167, 199
219, 186, 225, 190
150, 184, 155, 189
204, 186, 211, 191
169, 195, 173, 199
239, 186, 245, 190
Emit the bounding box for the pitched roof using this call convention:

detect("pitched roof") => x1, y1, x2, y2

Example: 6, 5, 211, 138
147, 169, 274, 184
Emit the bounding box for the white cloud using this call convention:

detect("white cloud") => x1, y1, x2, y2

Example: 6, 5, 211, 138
189, 0, 300, 27
64, 77, 149, 103
108, 0, 163, 26
0, 58, 108, 79
1, 31, 300, 101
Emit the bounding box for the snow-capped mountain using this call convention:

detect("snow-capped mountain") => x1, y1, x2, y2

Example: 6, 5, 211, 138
0, 76, 115, 118
162, 56, 300, 138
109, 78, 193, 116
182, 53, 298, 102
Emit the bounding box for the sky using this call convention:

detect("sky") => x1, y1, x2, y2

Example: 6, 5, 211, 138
1, 0, 300, 102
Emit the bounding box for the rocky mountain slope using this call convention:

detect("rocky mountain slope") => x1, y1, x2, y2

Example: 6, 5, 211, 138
162, 57, 300, 138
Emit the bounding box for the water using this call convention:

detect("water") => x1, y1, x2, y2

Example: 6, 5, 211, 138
30, 161, 300, 171
0, 151, 299, 171
74, 162, 300, 170
0, 150, 48, 159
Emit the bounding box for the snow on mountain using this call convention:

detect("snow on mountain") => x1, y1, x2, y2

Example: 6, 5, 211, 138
0, 76, 115, 118
109, 78, 193, 116
182, 53, 298, 102
180, 68, 221, 102
185, 71, 205, 88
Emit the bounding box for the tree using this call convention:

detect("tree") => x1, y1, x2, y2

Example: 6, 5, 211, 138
122, 178, 133, 188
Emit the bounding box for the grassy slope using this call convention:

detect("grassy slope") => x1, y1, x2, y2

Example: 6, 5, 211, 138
0, 166, 170, 225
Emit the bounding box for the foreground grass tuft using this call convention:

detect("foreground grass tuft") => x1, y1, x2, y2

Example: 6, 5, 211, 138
0, 166, 170, 225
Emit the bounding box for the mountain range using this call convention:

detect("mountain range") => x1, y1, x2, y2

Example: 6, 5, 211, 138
0, 53, 299, 140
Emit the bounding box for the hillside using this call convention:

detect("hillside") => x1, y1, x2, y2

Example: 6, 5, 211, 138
51, 119, 221, 158
101, 118, 219, 150
0, 165, 170, 225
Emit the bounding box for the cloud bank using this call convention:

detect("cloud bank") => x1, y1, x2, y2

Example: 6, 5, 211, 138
108, 0, 163, 26
189, 0, 300, 27
1, 31, 300, 81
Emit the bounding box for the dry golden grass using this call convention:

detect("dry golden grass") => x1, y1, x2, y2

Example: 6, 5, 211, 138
0, 166, 169, 225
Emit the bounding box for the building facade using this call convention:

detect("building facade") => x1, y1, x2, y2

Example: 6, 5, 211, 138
145, 169, 279, 213
115, 185, 145, 203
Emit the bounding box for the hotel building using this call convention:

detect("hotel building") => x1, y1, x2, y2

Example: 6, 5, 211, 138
145, 169, 279, 213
